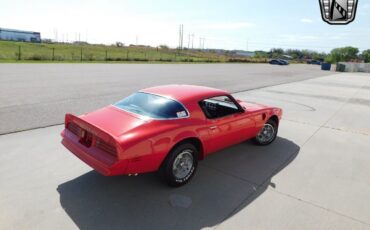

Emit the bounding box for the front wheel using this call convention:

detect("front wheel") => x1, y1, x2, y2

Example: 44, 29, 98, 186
253, 119, 278, 145
159, 143, 198, 187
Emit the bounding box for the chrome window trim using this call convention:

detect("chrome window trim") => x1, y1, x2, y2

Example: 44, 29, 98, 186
112, 91, 190, 121
198, 94, 244, 120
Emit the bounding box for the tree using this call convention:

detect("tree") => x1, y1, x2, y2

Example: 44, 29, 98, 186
361, 49, 370, 63
254, 50, 269, 58
285, 49, 303, 59
326, 46, 359, 63
270, 48, 284, 58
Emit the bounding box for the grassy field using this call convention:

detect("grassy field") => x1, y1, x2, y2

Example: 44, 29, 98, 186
0, 40, 267, 63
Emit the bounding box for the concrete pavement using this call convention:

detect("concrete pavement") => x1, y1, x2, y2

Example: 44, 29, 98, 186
0, 72, 369, 230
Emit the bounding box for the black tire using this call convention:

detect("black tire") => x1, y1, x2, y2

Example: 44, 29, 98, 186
159, 143, 198, 187
253, 119, 278, 146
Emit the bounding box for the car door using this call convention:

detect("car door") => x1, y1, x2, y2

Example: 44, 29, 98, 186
199, 95, 255, 153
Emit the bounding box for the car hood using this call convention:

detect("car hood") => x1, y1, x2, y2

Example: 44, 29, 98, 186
80, 105, 148, 137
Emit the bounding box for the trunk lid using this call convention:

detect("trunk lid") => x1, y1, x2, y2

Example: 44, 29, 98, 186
79, 105, 148, 137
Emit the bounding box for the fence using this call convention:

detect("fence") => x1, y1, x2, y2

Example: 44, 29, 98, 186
0, 41, 267, 63
0, 45, 190, 62
337, 62, 370, 73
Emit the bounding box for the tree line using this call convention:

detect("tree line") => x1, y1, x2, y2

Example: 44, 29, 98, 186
254, 47, 370, 63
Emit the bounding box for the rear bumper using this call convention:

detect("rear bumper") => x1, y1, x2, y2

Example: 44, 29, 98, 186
61, 129, 128, 176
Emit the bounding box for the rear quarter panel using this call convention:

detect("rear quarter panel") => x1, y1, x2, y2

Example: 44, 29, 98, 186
118, 102, 206, 174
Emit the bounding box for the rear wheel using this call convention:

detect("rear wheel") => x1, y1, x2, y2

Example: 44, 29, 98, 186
254, 119, 278, 145
160, 143, 198, 187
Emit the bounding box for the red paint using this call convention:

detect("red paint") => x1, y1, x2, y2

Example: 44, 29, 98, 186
61, 85, 282, 176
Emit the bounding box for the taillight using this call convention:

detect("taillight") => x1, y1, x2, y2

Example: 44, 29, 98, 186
67, 122, 82, 137
96, 138, 117, 156
67, 121, 117, 156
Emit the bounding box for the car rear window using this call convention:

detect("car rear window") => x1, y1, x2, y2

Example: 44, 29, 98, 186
113, 92, 188, 119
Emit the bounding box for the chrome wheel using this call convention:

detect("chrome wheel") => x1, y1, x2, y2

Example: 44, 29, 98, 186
256, 123, 275, 144
172, 149, 194, 179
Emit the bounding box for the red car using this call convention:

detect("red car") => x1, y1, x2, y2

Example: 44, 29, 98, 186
61, 85, 282, 186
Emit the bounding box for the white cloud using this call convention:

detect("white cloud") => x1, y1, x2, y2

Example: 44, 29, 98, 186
300, 18, 313, 23
198, 22, 255, 30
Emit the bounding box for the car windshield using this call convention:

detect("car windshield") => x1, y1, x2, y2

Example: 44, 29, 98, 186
113, 92, 188, 119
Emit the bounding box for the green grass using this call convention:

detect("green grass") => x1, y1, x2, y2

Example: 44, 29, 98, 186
0, 40, 267, 63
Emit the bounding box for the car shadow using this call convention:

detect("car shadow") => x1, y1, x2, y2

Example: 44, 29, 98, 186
57, 137, 299, 230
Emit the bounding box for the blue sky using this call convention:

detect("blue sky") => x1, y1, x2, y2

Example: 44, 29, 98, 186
1, 0, 369, 52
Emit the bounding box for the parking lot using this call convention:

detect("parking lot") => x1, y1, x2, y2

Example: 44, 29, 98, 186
0, 65, 369, 229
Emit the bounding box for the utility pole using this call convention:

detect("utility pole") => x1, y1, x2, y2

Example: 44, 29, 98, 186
179, 25, 181, 49
199, 38, 206, 49
52, 48, 55, 61
136, 35, 138, 45
18, 46, 21, 60
178, 24, 184, 49
181, 24, 184, 49
191, 34, 194, 49
188, 33, 191, 49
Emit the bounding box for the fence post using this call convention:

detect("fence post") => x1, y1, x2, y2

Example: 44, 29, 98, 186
80, 47, 83, 61
18, 46, 21, 61
52, 48, 55, 61
126, 50, 129, 60
105, 50, 108, 61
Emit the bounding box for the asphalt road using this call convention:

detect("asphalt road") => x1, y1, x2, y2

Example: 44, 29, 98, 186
0, 64, 332, 134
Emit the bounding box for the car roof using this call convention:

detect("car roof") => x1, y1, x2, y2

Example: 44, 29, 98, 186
140, 84, 229, 103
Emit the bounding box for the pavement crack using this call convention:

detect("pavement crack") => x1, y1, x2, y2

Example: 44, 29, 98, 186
283, 119, 370, 136
283, 119, 321, 127
270, 189, 370, 226
200, 164, 259, 187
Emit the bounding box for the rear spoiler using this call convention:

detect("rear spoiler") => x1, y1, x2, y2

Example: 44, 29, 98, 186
65, 113, 117, 146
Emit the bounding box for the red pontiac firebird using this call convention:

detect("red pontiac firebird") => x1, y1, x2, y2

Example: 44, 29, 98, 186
61, 85, 282, 186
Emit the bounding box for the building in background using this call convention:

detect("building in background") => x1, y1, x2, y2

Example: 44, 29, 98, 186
0, 28, 41, 42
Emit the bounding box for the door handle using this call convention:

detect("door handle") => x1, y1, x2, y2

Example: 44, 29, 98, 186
210, 126, 218, 130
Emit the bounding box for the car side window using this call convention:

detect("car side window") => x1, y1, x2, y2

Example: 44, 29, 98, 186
199, 95, 241, 119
